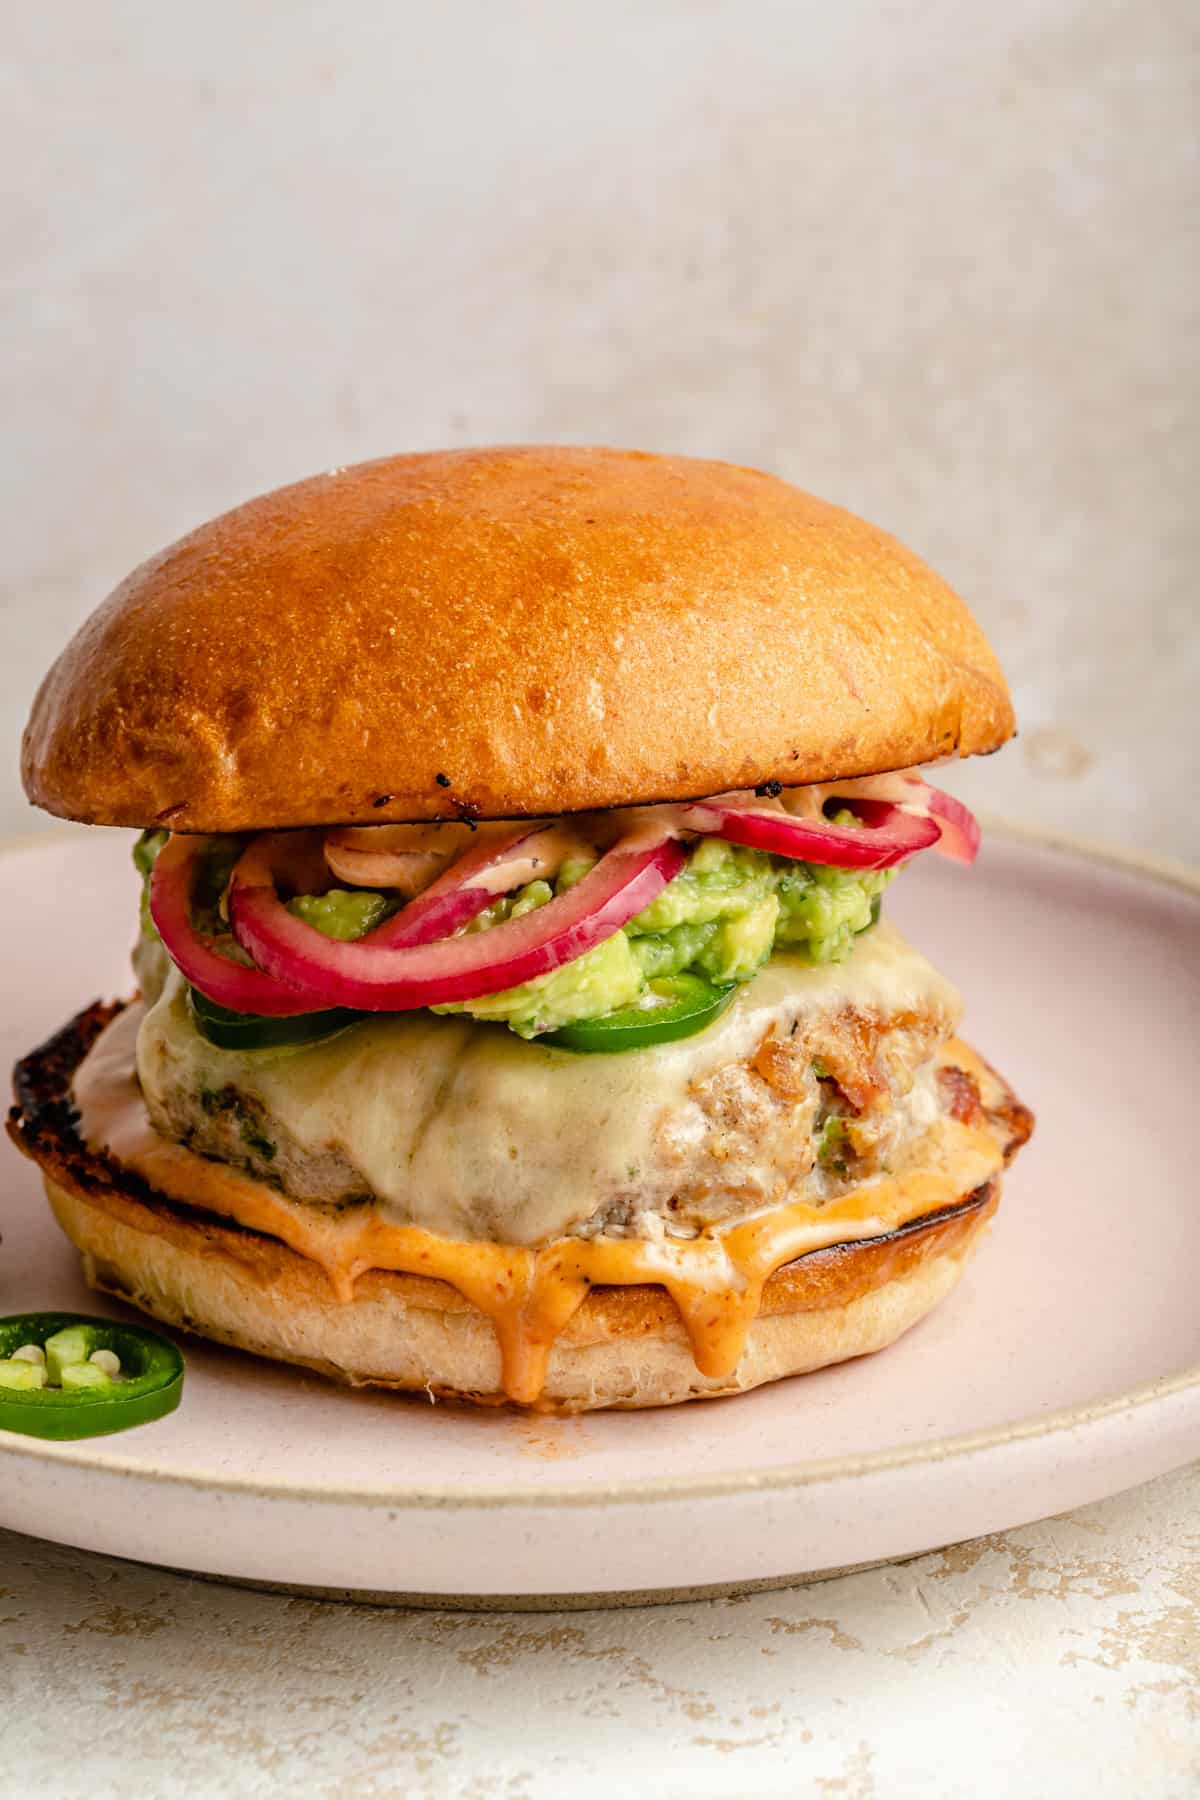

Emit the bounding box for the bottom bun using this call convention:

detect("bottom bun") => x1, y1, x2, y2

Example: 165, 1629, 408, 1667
11, 1002, 1030, 1413
42, 1172, 998, 1412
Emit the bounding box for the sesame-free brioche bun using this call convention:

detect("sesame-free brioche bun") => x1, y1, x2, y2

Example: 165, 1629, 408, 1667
9, 1001, 1032, 1414
22, 446, 1013, 834
39, 1171, 999, 1413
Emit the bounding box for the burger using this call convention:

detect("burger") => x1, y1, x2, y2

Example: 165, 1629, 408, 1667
10, 446, 1032, 1412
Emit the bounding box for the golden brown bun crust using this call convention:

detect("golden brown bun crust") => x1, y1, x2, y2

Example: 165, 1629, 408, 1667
22, 446, 1014, 832
9, 1000, 1030, 1413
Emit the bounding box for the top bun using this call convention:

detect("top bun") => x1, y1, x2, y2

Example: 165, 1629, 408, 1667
22, 446, 1014, 832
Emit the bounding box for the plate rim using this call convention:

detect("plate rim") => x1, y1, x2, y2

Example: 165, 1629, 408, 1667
2, 821, 1197, 1511
1, 1363, 1196, 1510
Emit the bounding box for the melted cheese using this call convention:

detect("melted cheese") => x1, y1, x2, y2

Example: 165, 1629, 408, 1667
133, 921, 963, 1245
73, 1004, 1002, 1403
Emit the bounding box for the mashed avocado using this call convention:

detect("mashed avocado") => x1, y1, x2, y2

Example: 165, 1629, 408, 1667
287, 889, 395, 940
426, 836, 891, 1037
134, 829, 892, 1041
132, 828, 169, 937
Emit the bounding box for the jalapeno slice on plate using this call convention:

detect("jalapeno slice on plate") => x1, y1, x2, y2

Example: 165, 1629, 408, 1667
0, 1314, 183, 1440
543, 972, 737, 1053
188, 986, 363, 1051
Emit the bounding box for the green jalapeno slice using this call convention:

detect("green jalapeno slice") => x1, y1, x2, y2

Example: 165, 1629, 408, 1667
0, 1314, 183, 1440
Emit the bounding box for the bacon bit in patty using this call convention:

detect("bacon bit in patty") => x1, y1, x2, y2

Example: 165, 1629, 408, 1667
819, 1008, 944, 1112
938, 1064, 984, 1126
751, 1026, 813, 1100
750, 1006, 952, 1120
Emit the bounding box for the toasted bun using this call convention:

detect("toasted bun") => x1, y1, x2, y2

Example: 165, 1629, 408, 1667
38, 1171, 998, 1413
23, 446, 1013, 832
10, 1002, 1030, 1413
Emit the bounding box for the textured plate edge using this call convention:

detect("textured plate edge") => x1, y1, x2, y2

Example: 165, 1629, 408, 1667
169, 1556, 911, 1610
2, 1363, 1198, 1507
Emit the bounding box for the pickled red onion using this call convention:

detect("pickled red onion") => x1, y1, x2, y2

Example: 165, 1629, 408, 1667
917, 786, 980, 865
817, 772, 981, 865
152, 769, 979, 1018
679, 795, 939, 868
149, 834, 322, 1015
228, 830, 687, 1011
369, 823, 580, 948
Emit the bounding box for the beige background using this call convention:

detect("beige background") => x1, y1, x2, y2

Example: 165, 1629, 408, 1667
4, 0, 1198, 854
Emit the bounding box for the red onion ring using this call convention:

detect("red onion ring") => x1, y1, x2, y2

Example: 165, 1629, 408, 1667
918, 785, 980, 864
679, 796, 939, 869
149, 834, 321, 1015
153, 770, 978, 1020
227, 830, 687, 1011
817, 772, 981, 865
366, 824, 582, 948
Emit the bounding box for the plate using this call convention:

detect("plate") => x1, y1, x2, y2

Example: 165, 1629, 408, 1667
1, 827, 1197, 1606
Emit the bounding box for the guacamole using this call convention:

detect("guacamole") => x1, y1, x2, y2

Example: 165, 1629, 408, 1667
135, 830, 893, 1041
430, 836, 891, 1036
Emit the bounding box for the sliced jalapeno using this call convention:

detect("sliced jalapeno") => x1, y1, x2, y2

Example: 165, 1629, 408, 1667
188, 986, 363, 1051
543, 972, 737, 1053
0, 1314, 183, 1440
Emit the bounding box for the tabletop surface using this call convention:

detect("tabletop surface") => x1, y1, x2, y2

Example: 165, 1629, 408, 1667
4, 1460, 1197, 1798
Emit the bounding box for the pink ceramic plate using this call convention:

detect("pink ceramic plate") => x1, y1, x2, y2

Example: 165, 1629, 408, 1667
0, 826, 1197, 1605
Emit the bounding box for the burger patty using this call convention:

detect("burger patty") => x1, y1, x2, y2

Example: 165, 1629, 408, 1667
148, 1003, 948, 1236
103, 921, 973, 1246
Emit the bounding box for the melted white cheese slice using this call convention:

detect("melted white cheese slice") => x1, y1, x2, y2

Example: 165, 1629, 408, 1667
129, 922, 961, 1245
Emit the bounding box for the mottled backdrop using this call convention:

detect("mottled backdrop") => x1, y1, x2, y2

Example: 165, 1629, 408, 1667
4, 1, 1197, 855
